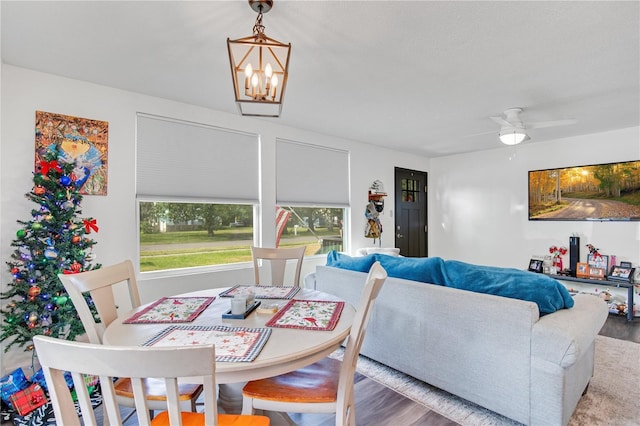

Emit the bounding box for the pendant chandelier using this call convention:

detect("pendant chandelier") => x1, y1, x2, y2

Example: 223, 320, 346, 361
227, 0, 291, 117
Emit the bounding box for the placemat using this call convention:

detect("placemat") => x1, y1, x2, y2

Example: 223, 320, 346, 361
123, 297, 215, 324
265, 300, 345, 331
219, 285, 300, 300
143, 325, 271, 362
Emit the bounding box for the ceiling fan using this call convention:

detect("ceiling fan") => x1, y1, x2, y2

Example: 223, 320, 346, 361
490, 107, 577, 145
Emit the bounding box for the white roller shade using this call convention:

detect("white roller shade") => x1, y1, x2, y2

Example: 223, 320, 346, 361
276, 139, 350, 207
136, 114, 259, 203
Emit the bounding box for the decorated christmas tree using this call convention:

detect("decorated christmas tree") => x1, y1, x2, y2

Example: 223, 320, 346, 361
1, 144, 100, 352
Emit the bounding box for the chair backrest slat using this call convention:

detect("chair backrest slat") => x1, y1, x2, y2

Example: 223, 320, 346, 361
33, 335, 218, 426
58, 260, 140, 344
251, 246, 305, 286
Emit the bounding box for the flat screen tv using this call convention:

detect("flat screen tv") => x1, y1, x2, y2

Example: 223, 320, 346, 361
528, 160, 640, 221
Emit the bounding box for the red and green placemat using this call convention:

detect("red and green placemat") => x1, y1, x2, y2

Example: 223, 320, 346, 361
123, 297, 215, 324
265, 300, 345, 331
143, 325, 271, 362
219, 285, 300, 300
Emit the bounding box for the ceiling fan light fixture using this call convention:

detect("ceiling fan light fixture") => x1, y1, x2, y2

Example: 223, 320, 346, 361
499, 129, 527, 145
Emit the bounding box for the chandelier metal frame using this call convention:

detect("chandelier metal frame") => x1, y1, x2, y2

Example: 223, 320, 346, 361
227, 0, 291, 117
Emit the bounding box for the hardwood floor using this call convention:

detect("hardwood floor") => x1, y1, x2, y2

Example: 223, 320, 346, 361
598, 312, 640, 343
286, 372, 458, 426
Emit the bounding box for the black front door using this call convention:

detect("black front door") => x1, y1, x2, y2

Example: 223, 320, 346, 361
394, 167, 428, 257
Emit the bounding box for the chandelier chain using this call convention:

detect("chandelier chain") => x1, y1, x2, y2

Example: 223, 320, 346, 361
253, 11, 265, 37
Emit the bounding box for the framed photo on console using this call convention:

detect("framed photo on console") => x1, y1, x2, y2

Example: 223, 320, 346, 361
576, 262, 590, 278
587, 254, 609, 271
589, 267, 606, 280
608, 264, 634, 282
528, 259, 543, 273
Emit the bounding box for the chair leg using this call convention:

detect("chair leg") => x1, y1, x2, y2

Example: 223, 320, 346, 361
241, 396, 255, 415
266, 411, 297, 426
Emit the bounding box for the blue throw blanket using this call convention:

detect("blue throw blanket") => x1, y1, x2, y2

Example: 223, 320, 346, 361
326, 251, 574, 314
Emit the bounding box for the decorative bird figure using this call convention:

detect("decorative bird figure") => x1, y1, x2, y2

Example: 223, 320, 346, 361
586, 244, 601, 259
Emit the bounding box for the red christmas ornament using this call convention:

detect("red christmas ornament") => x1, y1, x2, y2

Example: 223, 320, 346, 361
28, 286, 41, 298
33, 186, 46, 195
71, 235, 81, 244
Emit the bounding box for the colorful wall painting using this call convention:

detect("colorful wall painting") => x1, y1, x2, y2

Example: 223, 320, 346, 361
35, 111, 109, 195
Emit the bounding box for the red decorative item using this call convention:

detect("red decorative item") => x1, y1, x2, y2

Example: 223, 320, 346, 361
28, 287, 41, 298
549, 245, 568, 272
33, 186, 46, 195
71, 235, 81, 244
553, 256, 563, 271
586, 244, 602, 259
62, 261, 83, 274
8, 383, 47, 415
39, 160, 62, 176
83, 218, 99, 234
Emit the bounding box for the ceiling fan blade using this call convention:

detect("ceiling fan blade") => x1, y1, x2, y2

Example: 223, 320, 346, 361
527, 119, 577, 130
460, 129, 497, 139
489, 116, 512, 127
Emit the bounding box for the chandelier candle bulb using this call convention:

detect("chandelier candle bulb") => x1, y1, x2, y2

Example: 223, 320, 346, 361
244, 64, 253, 90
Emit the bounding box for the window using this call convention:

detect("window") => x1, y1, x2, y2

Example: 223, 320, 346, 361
139, 202, 254, 272
136, 114, 259, 272
276, 206, 345, 255
275, 140, 350, 255
402, 178, 419, 202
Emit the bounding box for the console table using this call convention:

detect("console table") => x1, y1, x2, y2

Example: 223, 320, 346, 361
549, 275, 636, 321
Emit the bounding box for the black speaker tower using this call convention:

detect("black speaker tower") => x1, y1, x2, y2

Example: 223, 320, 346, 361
569, 236, 580, 277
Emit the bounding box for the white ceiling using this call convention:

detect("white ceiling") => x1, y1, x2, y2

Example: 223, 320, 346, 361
2, 1, 639, 157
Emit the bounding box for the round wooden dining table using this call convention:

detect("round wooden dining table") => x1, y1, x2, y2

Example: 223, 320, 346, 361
102, 286, 355, 413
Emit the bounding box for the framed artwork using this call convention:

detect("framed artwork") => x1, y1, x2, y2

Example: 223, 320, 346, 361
528, 160, 640, 221
587, 254, 609, 271
528, 259, 543, 273
576, 262, 590, 278
589, 267, 606, 280
35, 110, 109, 195
608, 265, 634, 282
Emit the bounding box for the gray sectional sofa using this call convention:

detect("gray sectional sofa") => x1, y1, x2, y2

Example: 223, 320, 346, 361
304, 265, 609, 426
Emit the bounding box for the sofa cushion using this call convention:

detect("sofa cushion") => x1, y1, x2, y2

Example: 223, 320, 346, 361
369, 254, 447, 283
326, 250, 376, 272
355, 247, 401, 257
326, 251, 574, 314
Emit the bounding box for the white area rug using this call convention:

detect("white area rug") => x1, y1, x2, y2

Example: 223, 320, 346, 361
334, 335, 640, 425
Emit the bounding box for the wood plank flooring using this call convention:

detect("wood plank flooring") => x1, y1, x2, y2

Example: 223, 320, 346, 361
285, 372, 458, 426
599, 312, 640, 343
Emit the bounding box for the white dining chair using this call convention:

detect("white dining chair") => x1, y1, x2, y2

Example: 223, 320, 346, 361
241, 261, 387, 425
58, 260, 202, 416
33, 335, 270, 426
251, 246, 305, 286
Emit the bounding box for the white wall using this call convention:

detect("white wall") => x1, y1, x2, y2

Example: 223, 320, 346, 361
0, 65, 428, 371
429, 127, 640, 268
